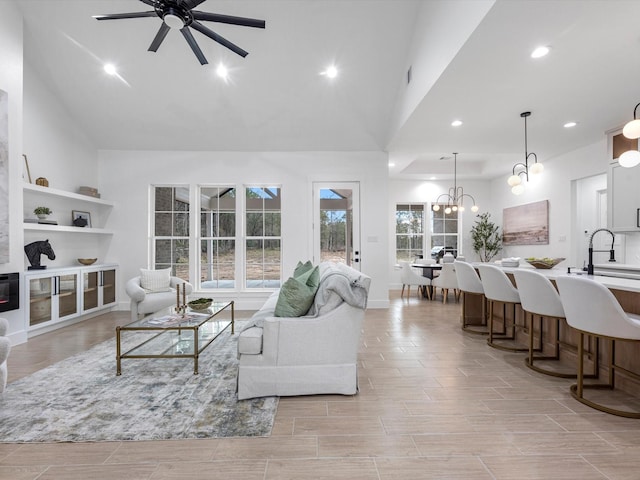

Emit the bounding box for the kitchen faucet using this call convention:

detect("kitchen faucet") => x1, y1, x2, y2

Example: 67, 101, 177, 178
585, 228, 616, 275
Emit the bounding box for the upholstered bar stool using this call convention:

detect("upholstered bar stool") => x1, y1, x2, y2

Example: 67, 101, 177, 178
454, 261, 487, 334
513, 269, 579, 378
556, 276, 640, 418
399, 261, 431, 299
478, 264, 527, 352
431, 263, 459, 303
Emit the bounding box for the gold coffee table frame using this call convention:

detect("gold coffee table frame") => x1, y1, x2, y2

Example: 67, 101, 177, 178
116, 301, 234, 375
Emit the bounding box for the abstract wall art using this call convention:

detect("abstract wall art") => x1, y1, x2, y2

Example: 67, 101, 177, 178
502, 199, 549, 246
0, 89, 8, 263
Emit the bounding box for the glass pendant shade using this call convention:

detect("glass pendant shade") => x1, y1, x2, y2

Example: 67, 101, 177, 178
530, 162, 544, 175
471, 205, 479, 213
619, 149, 640, 168
511, 184, 525, 195
432, 204, 440, 211
623, 119, 640, 140
507, 174, 522, 187
444, 207, 452, 214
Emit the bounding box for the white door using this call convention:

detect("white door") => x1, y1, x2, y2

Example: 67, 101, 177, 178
313, 182, 361, 270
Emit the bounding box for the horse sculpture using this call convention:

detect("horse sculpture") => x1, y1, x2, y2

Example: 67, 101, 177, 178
24, 239, 56, 270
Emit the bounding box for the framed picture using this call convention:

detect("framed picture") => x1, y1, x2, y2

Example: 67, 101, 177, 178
71, 210, 91, 228
502, 200, 549, 245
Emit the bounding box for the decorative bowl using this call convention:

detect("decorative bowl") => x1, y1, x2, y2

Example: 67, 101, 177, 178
77, 258, 97, 265
525, 257, 565, 269
187, 298, 213, 311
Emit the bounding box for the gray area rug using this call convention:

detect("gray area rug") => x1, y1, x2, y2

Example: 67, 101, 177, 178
0, 321, 278, 442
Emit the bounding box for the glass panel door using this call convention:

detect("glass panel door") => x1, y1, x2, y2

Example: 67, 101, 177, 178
29, 277, 52, 326
102, 269, 116, 305
313, 182, 361, 269
58, 273, 78, 319
83, 271, 99, 311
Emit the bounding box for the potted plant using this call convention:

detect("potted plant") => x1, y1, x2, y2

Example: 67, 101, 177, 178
33, 206, 53, 220
471, 212, 502, 262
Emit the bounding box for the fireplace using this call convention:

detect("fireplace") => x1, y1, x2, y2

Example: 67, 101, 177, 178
0, 273, 19, 313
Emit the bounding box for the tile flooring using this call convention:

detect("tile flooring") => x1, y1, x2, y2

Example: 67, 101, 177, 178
2, 291, 640, 479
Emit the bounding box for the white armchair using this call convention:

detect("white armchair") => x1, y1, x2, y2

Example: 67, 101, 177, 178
0, 318, 11, 393
125, 276, 193, 322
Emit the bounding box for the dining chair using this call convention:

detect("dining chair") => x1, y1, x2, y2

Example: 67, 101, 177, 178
431, 263, 459, 303
556, 275, 640, 418
399, 261, 431, 299
454, 261, 487, 334
478, 264, 527, 352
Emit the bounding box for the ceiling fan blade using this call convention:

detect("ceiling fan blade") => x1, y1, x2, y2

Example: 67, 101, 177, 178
192, 11, 265, 29
138, 0, 158, 6
93, 11, 157, 21
148, 22, 171, 52
180, 0, 208, 9
190, 20, 248, 57
180, 27, 208, 65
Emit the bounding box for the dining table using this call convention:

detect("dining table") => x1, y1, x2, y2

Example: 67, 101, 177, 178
411, 263, 443, 298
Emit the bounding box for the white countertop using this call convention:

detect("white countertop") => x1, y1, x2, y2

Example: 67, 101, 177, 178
471, 262, 640, 294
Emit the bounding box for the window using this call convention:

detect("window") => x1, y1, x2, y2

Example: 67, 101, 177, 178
245, 187, 282, 289
152, 186, 190, 281
199, 187, 236, 289
152, 185, 283, 291
431, 204, 458, 258
396, 203, 424, 262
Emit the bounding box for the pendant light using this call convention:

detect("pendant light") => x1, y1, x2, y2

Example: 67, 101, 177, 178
432, 153, 479, 214
507, 112, 543, 195
620, 101, 640, 168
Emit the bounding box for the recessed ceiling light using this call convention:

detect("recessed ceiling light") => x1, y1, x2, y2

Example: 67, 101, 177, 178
564, 121, 577, 128
103, 63, 117, 75
324, 65, 338, 79
388, 162, 395, 167
216, 64, 228, 79
451, 120, 462, 127
531, 46, 550, 58
430, 176, 437, 180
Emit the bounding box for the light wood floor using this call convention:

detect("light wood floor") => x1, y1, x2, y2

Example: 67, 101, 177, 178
2, 291, 640, 479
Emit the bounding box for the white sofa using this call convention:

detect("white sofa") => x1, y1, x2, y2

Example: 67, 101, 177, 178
0, 318, 11, 393
125, 276, 194, 322
237, 262, 371, 400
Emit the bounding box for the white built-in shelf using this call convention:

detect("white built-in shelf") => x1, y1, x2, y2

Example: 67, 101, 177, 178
23, 183, 114, 207
23, 223, 114, 235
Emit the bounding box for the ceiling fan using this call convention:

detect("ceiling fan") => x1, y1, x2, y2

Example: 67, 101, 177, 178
94, 0, 266, 65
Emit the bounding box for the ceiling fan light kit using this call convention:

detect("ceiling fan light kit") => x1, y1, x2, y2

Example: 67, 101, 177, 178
94, 0, 266, 65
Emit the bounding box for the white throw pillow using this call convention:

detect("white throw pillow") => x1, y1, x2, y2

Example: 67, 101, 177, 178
140, 268, 171, 292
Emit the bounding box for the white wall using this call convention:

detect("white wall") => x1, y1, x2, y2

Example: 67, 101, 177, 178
98, 150, 390, 311
0, 1, 25, 341
488, 139, 609, 268
388, 177, 493, 288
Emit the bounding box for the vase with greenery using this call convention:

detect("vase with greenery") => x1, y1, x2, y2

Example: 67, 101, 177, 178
33, 206, 52, 219
470, 212, 502, 262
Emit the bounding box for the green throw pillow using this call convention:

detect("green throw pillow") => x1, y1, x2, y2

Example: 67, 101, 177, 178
274, 263, 320, 317
293, 260, 314, 277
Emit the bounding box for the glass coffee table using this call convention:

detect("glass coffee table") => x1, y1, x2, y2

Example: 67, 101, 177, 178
116, 301, 234, 375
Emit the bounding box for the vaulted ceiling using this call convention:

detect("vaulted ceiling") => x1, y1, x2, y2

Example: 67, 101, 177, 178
16, 0, 640, 181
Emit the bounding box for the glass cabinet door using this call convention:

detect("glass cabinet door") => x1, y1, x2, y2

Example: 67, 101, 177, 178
102, 269, 116, 305
83, 271, 99, 311
58, 273, 78, 319
29, 277, 52, 326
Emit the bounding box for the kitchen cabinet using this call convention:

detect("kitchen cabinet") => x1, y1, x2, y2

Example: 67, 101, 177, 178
608, 129, 640, 232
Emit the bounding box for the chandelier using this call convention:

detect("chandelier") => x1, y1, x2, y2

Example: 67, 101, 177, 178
432, 153, 479, 214
507, 111, 544, 195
